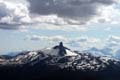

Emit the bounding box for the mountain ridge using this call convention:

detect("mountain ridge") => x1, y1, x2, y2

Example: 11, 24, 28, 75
0, 42, 120, 71
0, 42, 120, 80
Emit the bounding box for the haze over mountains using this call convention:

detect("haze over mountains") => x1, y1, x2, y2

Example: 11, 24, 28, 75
5, 35, 120, 59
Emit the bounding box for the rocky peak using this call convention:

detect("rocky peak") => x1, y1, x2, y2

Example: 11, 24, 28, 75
53, 42, 67, 56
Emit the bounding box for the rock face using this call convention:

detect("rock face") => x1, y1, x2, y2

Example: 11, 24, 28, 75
0, 42, 120, 80
53, 42, 67, 56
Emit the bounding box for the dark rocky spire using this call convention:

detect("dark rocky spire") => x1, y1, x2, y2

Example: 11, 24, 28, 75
59, 42, 63, 48
53, 42, 67, 56
59, 42, 66, 56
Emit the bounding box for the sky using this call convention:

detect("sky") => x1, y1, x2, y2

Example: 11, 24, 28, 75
0, 0, 120, 55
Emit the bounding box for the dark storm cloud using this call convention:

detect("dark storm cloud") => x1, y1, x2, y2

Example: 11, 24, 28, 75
27, 0, 116, 22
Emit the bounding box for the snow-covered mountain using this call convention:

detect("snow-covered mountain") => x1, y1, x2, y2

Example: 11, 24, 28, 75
0, 42, 120, 71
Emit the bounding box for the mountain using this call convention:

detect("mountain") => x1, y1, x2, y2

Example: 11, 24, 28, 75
84, 46, 120, 59
83, 47, 105, 56
0, 42, 120, 80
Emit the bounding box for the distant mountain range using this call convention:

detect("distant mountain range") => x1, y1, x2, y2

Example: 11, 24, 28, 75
83, 46, 120, 59
0, 42, 120, 80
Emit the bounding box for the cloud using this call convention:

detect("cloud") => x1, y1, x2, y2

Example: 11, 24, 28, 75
0, 0, 31, 30
0, 23, 25, 30
0, 0, 87, 31
96, 4, 120, 24
26, 35, 101, 50
0, 0, 119, 31
27, 35, 69, 42
27, 0, 117, 25
104, 27, 111, 31
26, 35, 120, 51
66, 37, 101, 49
96, 35, 120, 58
0, 1, 9, 19
106, 35, 120, 48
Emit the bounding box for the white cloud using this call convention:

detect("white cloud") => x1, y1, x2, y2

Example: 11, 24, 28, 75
95, 4, 120, 24
106, 35, 120, 48
0, 0, 31, 30
32, 23, 88, 31
27, 35, 69, 43
104, 27, 112, 31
